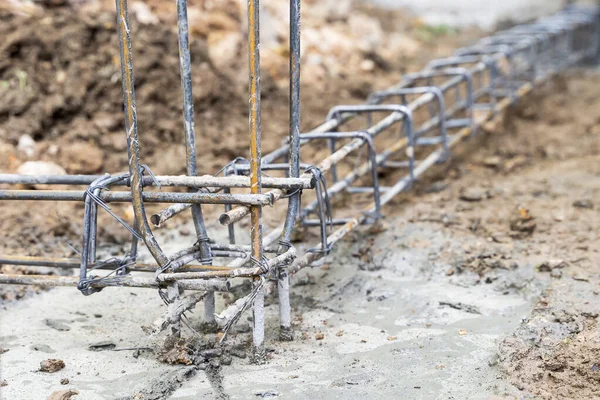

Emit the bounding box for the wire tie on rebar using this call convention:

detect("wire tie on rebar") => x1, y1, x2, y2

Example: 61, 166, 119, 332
306, 241, 334, 255
304, 166, 333, 227
215, 157, 250, 177
277, 239, 292, 251
281, 187, 302, 199
194, 236, 213, 265
250, 255, 270, 274
154, 259, 174, 279
140, 164, 161, 189
305, 165, 333, 253
84, 182, 142, 240
78, 263, 132, 295
87, 256, 134, 274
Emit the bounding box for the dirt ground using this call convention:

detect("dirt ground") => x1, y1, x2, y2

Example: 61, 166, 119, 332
1, 1, 600, 400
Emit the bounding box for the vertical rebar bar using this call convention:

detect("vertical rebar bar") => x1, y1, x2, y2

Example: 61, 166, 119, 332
277, 0, 301, 342
116, 0, 169, 268
248, 0, 265, 363
224, 168, 236, 244
88, 189, 100, 264
176, 0, 215, 324
129, 218, 139, 260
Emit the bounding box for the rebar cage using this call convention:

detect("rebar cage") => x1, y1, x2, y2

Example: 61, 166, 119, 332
0, 2, 598, 362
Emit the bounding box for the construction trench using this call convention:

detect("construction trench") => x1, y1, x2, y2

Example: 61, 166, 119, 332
1, 1, 600, 399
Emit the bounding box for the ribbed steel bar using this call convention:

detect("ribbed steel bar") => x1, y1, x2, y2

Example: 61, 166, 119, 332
116, 0, 169, 270
0, 190, 274, 205
0, 174, 313, 189
0, 174, 103, 185
177, 0, 215, 325
277, 0, 301, 341
247, 0, 266, 361
0, 274, 230, 291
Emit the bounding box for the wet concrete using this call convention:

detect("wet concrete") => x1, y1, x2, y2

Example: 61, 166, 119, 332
170, 223, 540, 399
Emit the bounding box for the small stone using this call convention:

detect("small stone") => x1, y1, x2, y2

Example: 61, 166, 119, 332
60, 378, 69, 385
458, 329, 468, 336
315, 332, 325, 340
88, 341, 116, 352
48, 389, 79, 400
221, 353, 233, 366
17, 134, 36, 157
537, 259, 568, 272
550, 269, 562, 279
129, 1, 158, 24
424, 181, 449, 193
503, 155, 528, 172
509, 206, 536, 235
573, 199, 594, 209
387, 336, 397, 341
335, 330, 344, 337
482, 155, 502, 168
44, 319, 70, 332
490, 232, 509, 243
459, 187, 486, 202
254, 390, 279, 398
360, 59, 375, 72
367, 220, 389, 235
230, 346, 247, 359
40, 359, 65, 373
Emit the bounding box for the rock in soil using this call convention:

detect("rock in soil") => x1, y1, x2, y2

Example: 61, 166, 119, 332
44, 319, 70, 332
88, 341, 116, 352
536, 259, 568, 272
509, 206, 536, 236
39, 359, 65, 373
459, 187, 490, 202
157, 336, 199, 366
47, 389, 79, 400
572, 199, 594, 209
